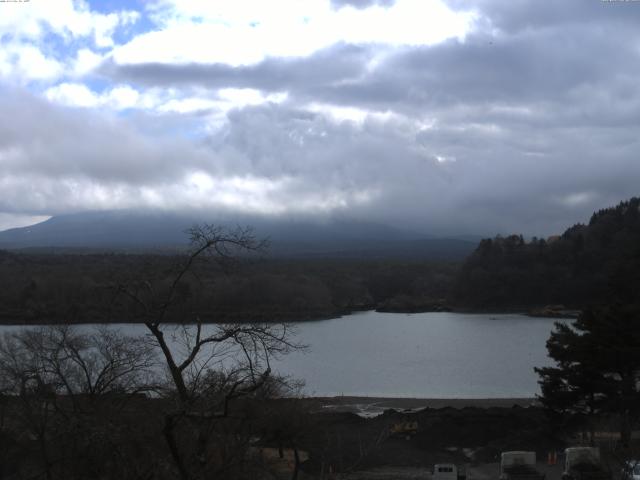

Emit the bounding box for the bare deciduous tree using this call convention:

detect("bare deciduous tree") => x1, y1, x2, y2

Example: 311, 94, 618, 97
115, 224, 305, 480
0, 325, 159, 480
0, 225, 305, 480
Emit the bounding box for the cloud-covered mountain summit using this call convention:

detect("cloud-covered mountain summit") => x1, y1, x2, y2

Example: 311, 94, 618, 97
0, 210, 478, 260
1, 0, 639, 237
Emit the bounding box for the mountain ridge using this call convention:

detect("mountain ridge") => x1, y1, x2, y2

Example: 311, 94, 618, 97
0, 210, 480, 260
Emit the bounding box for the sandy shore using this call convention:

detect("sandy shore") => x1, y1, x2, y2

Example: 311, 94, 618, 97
307, 396, 538, 417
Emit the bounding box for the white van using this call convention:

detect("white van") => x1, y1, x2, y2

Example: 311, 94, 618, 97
500, 451, 544, 480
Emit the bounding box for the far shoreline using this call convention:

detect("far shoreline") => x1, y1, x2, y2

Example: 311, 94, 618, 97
301, 396, 539, 416
0, 308, 571, 326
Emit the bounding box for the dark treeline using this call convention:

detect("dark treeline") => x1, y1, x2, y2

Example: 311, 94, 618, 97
0, 251, 458, 324
454, 197, 640, 310
4, 196, 640, 324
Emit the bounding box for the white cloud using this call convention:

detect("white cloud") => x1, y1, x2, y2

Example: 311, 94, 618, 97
0, 0, 138, 44
113, 0, 474, 66
306, 103, 398, 124
135, 173, 375, 215
0, 44, 64, 81
0, 167, 374, 218
219, 88, 266, 105
217, 88, 288, 109
0, 1, 139, 84
93, 10, 139, 48
157, 97, 221, 114
107, 85, 140, 109
43, 82, 286, 117
45, 82, 100, 107
72, 48, 105, 76
2, 0, 640, 237
44, 82, 145, 110
156, 88, 281, 115
174, 172, 374, 215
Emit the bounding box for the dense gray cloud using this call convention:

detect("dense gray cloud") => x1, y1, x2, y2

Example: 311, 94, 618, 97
0, 87, 222, 215
205, 101, 640, 235
206, 103, 469, 229
5, 0, 640, 236
445, 0, 640, 33
100, 43, 374, 92
103, 17, 640, 119
0, 88, 219, 184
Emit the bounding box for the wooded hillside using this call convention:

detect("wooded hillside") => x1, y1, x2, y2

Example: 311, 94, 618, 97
454, 197, 640, 309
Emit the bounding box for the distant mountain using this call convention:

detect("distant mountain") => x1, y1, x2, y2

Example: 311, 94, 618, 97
0, 210, 478, 260
0, 211, 193, 250
453, 196, 640, 309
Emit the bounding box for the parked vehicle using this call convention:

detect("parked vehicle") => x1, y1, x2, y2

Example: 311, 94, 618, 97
433, 463, 466, 480
622, 461, 640, 480
500, 451, 545, 480
562, 447, 610, 480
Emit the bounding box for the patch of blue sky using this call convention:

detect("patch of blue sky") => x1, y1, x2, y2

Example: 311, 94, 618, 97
109, 21, 145, 47
81, 76, 114, 95
39, 29, 77, 58
84, 0, 145, 15
84, 0, 156, 45
35, 31, 101, 84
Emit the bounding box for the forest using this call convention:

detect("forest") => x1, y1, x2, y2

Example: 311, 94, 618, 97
0, 245, 457, 325
453, 197, 640, 311
2, 197, 640, 325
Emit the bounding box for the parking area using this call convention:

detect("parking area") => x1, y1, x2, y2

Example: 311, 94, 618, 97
342, 461, 565, 480
467, 462, 564, 480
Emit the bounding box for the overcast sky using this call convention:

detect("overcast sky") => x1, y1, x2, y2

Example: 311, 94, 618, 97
1, 0, 639, 236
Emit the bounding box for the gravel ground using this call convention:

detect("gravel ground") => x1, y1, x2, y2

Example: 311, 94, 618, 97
340, 461, 564, 480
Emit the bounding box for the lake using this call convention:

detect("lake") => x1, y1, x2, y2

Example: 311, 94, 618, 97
0, 311, 564, 398
275, 311, 562, 398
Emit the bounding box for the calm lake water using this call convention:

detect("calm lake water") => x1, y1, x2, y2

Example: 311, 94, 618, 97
276, 311, 562, 398
0, 311, 564, 398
